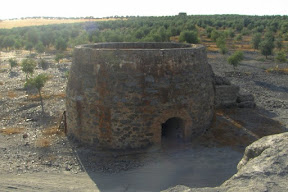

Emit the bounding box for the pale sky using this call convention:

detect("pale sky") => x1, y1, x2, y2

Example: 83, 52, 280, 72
1, 0, 287, 20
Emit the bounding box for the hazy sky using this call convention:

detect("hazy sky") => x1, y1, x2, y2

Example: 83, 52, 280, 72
1, 0, 287, 19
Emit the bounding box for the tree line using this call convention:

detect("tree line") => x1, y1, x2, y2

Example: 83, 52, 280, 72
0, 14, 288, 59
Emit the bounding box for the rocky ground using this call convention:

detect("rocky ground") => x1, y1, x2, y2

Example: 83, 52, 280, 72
0, 50, 287, 191
209, 52, 288, 128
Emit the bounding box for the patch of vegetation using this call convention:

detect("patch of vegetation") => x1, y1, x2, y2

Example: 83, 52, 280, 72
275, 51, 287, 63
227, 51, 244, 69
39, 59, 49, 70
179, 30, 199, 44
0, 127, 25, 135
0, 15, 287, 53
35, 137, 51, 148
55, 53, 64, 64
8, 58, 18, 71
25, 74, 49, 113
42, 126, 64, 136
266, 65, 288, 74
21, 58, 36, 80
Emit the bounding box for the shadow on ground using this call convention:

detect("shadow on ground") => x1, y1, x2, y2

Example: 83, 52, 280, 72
254, 80, 288, 93
74, 108, 286, 192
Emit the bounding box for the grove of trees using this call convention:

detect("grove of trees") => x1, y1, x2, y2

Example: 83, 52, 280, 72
0, 15, 288, 59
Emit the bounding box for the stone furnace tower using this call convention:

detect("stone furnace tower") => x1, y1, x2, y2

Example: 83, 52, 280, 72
66, 42, 215, 149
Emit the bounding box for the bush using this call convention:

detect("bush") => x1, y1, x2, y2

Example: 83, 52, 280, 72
227, 51, 244, 69
25, 74, 49, 113
39, 59, 49, 70
179, 31, 199, 44
260, 40, 274, 59
55, 53, 64, 64
235, 34, 242, 41
275, 51, 287, 63
8, 58, 18, 71
219, 46, 228, 54
251, 33, 261, 50
21, 58, 36, 80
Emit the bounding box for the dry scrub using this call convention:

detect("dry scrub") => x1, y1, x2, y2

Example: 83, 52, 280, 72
42, 126, 64, 136
0, 127, 25, 135
35, 137, 51, 148
266, 66, 288, 74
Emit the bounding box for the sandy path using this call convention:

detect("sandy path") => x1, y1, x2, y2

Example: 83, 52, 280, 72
0, 172, 98, 192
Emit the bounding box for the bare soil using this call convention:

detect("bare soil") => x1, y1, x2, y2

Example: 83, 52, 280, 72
0, 50, 287, 191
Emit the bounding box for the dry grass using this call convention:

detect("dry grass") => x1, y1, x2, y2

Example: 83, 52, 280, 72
52, 92, 66, 99
278, 68, 288, 74
35, 137, 51, 148
7, 91, 17, 98
207, 46, 219, 52
0, 81, 3, 85
27, 92, 66, 101
42, 126, 64, 136
0, 18, 122, 29
266, 66, 288, 74
0, 127, 25, 135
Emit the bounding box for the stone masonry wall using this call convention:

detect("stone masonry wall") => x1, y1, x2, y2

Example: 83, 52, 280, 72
66, 43, 215, 149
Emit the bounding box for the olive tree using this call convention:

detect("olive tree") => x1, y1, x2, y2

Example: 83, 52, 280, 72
260, 40, 274, 59
25, 74, 49, 113
179, 31, 199, 44
251, 33, 261, 50
227, 51, 244, 70
35, 42, 45, 58
21, 59, 36, 81
8, 58, 18, 72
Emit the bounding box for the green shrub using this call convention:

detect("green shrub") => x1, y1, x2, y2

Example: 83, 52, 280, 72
227, 51, 244, 69
219, 46, 228, 54
55, 53, 64, 64
275, 51, 287, 63
39, 59, 49, 70
235, 34, 242, 41
25, 74, 49, 113
8, 58, 18, 71
21, 58, 36, 80
179, 31, 199, 44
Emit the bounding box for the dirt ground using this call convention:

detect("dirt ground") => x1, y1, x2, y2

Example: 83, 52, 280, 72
0, 50, 287, 191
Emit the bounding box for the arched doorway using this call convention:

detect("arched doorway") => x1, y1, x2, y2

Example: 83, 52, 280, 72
161, 117, 185, 146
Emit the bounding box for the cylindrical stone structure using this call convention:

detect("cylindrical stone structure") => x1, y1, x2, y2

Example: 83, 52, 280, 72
66, 42, 215, 149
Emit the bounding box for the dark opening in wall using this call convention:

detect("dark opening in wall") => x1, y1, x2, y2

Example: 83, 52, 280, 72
161, 117, 184, 143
